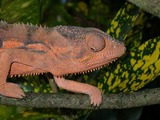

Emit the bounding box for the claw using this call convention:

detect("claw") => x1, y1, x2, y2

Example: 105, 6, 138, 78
89, 87, 102, 107
0, 83, 25, 98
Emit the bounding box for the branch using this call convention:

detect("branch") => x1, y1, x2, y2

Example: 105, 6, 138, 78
127, 0, 160, 18
0, 88, 160, 109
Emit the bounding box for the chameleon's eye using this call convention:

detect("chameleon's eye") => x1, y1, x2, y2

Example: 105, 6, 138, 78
88, 34, 105, 52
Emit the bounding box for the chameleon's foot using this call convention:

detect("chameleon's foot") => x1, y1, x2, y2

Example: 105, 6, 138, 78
54, 76, 102, 106
0, 83, 25, 98
89, 87, 102, 106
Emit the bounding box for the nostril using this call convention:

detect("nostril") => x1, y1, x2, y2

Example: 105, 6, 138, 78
90, 47, 96, 52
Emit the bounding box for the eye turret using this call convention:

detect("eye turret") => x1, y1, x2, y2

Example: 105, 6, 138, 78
87, 34, 105, 52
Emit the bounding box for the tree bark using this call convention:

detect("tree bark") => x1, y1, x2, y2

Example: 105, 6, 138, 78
0, 87, 160, 109
127, 0, 160, 18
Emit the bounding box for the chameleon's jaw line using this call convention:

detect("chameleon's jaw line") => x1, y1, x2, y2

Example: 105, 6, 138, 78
60, 57, 118, 77
9, 72, 46, 78
9, 57, 117, 78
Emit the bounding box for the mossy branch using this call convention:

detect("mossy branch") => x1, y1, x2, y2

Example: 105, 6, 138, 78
0, 88, 160, 109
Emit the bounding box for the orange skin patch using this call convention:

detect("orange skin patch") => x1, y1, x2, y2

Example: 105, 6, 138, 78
3, 40, 24, 48
26, 43, 48, 52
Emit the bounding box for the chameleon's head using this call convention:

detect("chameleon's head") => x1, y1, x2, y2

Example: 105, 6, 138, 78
50, 26, 126, 76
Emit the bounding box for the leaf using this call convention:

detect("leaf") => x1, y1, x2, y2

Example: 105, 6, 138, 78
98, 36, 160, 93
1, 0, 49, 24
107, 2, 141, 41
124, 12, 147, 50
6, 110, 65, 120
95, 2, 160, 93
0, 105, 18, 120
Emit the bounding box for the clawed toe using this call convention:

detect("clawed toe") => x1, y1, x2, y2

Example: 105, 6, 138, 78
0, 83, 25, 98
89, 88, 102, 107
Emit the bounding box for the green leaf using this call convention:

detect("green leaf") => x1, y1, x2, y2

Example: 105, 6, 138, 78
95, 2, 160, 93
1, 0, 49, 24
98, 37, 160, 93
107, 2, 141, 41
0, 105, 18, 120
6, 111, 62, 120
125, 12, 147, 50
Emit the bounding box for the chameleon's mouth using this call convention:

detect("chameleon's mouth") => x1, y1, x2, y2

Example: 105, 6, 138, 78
61, 57, 118, 77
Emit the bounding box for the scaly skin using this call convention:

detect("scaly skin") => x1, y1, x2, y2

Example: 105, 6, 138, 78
0, 21, 126, 106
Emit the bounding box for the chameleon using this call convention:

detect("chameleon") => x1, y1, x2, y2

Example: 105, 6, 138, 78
0, 21, 125, 106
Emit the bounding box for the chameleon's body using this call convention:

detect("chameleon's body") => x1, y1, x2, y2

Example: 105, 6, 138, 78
0, 21, 125, 106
